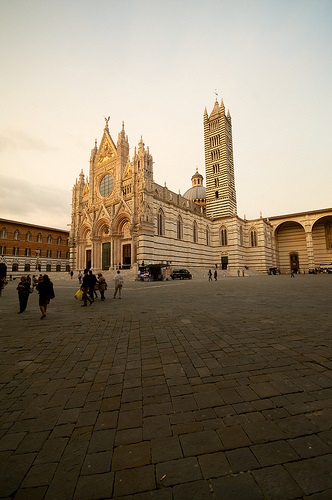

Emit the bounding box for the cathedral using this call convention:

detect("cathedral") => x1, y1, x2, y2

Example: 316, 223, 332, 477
70, 100, 332, 275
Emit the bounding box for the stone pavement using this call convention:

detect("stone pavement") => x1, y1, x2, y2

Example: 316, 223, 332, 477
0, 273, 331, 499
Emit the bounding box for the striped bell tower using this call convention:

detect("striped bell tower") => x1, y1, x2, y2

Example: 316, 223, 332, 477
204, 99, 237, 218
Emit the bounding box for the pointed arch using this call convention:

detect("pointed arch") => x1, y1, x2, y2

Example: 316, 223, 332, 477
177, 215, 183, 240
79, 223, 92, 241
250, 227, 258, 247
113, 212, 131, 236
157, 208, 165, 236
94, 218, 111, 238
206, 225, 210, 246
193, 221, 198, 243
220, 226, 227, 246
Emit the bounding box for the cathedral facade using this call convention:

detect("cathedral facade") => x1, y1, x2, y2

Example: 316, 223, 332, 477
70, 100, 332, 275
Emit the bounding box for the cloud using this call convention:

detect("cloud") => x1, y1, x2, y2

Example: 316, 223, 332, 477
0, 175, 70, 229
0, 128, 56, 152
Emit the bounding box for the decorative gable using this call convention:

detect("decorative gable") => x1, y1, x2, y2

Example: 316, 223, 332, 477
123, 162, 133, 180
97, 133, 117, 164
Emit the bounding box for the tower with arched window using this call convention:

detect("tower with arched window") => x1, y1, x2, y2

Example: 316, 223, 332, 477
204, 99, 237, 218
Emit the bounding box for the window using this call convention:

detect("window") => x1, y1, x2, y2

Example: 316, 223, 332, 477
0, 228, 7, 239
206, 226, 210, 246
14, 230, 20, 240
157, 209, 165, 236
193, 221, 198, 243
240, 226, 243, 246
215, 191, 219, 199
251, 229, 257, 247
13, 247, 19, 256
37, 233, 42, 243
26, 231, 31, 241
25, 248, 31, 256
47, 234, 52, 244
57, 251, 61, 258
0, 246, 6, 255
12, 263, 18, 272
24, 264, 30, 272
46, 264, 52, 272
56, 264, 61, 272
220, 227, 227, 246
177, 216, 183, 240
100, 174, 114, 197
66, 251, 70, 259
57, 236, 62, 245
46, 249, 52, 258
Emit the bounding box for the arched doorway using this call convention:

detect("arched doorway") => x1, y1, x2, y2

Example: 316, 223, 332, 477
312, 216, 332, 267
275, 221, 306, 273
112, 215, 132, 269
290, 253, 299, 273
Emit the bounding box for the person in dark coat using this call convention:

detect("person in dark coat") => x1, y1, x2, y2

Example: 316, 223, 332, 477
81, 269, 93, 306
17, 276, 31, 313
36, 274, 55, 319
88, 270, 98, 301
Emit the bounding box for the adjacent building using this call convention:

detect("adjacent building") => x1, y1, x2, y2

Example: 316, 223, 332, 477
0, 219, 70, 274
70, 100, 332, 275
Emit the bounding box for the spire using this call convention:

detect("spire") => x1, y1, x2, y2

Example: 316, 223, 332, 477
138, 136, 145, 153
79, 169, 84, 182
210, 99, 220, 118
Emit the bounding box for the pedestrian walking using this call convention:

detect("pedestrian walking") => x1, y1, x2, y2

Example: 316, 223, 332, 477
114, 270, 124, 299
78, 271, 83, 284
0, 276, 7, 297
214, 269, 218, 281
81, 269, 93, 306
97, 273, 107, 301
208, 269, 212, 281
36, 274, 55, 319
88, 270, 98, 301
17, 276, 31, 313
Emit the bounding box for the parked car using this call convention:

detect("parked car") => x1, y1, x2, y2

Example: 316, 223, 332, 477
171, 269, 192, 280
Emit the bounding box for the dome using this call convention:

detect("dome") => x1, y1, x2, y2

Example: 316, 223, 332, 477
183, 185, 206, 201
183, 167, 206, 207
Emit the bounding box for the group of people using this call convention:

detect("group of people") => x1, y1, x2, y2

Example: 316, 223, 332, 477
80, 269, 124, 306
208, 269, 218, 281
16, 274, 55, 319
12, 269, 124, 318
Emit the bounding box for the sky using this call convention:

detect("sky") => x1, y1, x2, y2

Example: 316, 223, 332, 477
1, 0, 331, 230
